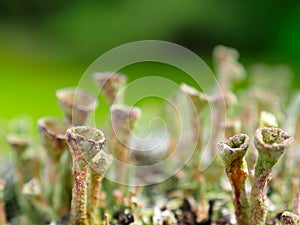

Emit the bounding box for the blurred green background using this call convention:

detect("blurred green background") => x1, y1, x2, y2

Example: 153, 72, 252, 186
1, 0, 300, 120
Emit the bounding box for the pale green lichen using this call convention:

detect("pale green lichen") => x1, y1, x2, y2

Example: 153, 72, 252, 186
88, 149, 112, 225
250, 127, 293, 225
22, 178, 57, 221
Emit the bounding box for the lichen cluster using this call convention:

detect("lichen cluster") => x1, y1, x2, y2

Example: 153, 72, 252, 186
1, 46, 300, 225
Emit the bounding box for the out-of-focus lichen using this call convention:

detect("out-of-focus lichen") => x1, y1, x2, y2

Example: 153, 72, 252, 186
93, 72, 127, 105
56, 88, 98, 126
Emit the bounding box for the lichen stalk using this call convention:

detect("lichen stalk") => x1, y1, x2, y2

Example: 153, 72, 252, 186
212, 45, 245, 162
207, 91, 237, 162
218, 134, 250, 225
110, 104, 141, 182
87, 146, 112, 225
67, 126, 110, 225
6, 135, 29, 187
67, 127, 92, 225
22, 178, 57, 222
180, 83, 209, 149
87, 171, 102, 225
213, 45, 245, 93
71, 164, 89, 225
38, 117, 69, 213
6, 135, 37, 223
250, 127, 293, 225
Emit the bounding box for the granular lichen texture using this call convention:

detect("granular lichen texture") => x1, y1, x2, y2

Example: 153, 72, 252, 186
250, 127, 293, 225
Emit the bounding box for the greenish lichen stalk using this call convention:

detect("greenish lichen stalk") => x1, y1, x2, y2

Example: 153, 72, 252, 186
88, 150, 112, 225
250, 127, 293, 225
218, 134, 250, 225
6, 134, 37, 223
6, 134, 29, 187
22, 178, 57, 221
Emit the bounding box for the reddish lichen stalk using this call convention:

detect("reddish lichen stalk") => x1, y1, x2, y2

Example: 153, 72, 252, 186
67, 126, 111, 225
218, 134, 250, 225
251, 127, 293, 225
71, 165, 89, 225
67, 127, 94, 225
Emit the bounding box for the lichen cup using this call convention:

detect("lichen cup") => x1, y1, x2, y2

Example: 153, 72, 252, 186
251, 127, 293, 225
66, 126, 111, 225
56, 88, 98, 126
218, 134, 250, 225
38, 117, 69, 161
93, 72, 127, 105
